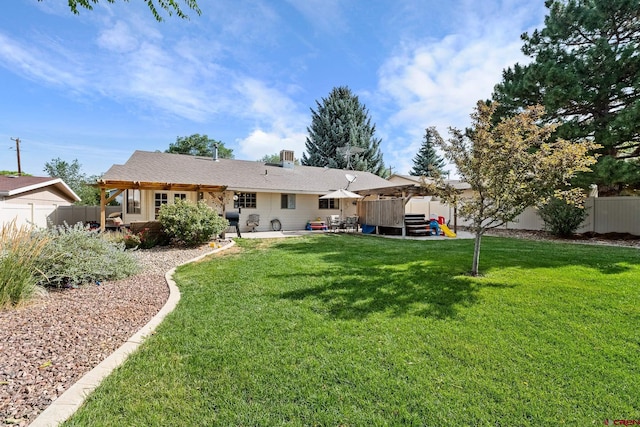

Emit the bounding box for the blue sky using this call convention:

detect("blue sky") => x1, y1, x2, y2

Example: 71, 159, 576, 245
0, 0, 547, 178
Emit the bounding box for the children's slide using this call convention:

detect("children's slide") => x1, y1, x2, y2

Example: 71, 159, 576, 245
440, 224, 456, 238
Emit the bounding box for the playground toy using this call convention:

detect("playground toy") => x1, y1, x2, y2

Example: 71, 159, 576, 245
430, 215, 456, 238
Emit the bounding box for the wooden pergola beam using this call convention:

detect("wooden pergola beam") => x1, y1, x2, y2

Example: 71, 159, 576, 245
96, 180, 226, 193
97, 180, 227, 231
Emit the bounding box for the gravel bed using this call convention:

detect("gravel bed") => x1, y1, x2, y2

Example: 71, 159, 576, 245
483, 228, 640, 248
0, 244, 217, 427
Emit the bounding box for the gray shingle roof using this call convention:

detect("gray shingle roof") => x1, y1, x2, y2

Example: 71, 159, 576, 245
102, 151, 395, 194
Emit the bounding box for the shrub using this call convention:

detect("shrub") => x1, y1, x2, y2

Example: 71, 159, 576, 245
158, 199, 228, 246
136, 226, 169, 249
123, 231, 142, 249
34, 222, 139, 287
538, 197, 589, 237
104, 229, 143, 250
0, 221, 49, 307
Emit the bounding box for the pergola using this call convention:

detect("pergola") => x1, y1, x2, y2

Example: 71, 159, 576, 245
95, 180, 227, 231
354, 183, 456, 237
356, 183, 435, 200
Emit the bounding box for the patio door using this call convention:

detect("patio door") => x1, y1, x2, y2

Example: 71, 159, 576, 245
154, 192, 187, 219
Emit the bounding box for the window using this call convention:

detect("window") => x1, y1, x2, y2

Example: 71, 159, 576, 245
319, 198, 339, 209
234, 192, 257, 209
154, 192, 188, 218
281, 194, 296, 209
154, 193, 168, 218
126, 189, 141, 214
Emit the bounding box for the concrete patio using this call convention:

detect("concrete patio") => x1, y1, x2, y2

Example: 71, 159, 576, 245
224, 229, 474, 240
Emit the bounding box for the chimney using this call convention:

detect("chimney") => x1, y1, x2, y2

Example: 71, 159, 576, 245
280, 150, 294, 169
213, 143, 219, 161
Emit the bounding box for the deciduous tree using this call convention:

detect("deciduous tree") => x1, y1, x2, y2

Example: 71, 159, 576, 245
302, 86, 387, 177
165, 134, 234, 159
43, 158, 101, 205
37, 0, 200, 22
492, 0, 640, 194
431, 102, 598, 276
258, 153, 299, 165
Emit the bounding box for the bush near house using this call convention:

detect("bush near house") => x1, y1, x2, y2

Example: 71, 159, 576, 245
1, 222, 139, 307
33, 223, 139, 288
158, 199, 229, 246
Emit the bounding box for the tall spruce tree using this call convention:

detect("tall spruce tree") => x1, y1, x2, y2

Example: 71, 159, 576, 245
410, 127, 446, 177
302, 86, 387, 177
492, 0, 640, 195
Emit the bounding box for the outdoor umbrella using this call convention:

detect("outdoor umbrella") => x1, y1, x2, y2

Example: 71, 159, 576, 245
320, 189, 363, 219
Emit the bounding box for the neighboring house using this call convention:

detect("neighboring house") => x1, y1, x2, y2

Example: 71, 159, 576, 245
0, 176, 81, 228
96, 150, 396, 232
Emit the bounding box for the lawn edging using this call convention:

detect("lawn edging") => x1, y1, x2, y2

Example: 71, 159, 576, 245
29, 240, 236, 427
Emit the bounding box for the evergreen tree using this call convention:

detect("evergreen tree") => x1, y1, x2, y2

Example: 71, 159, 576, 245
410, 127, 446, 177
302, 86, 387, 177
492, 0, 640, 194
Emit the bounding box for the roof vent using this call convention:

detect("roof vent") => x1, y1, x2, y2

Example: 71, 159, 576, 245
280, 150, 294, 169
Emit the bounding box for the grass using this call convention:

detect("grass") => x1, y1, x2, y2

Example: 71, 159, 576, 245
64, 235, 640, 426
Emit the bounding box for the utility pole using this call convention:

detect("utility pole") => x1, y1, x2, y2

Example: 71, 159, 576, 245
10, 137, 22, 176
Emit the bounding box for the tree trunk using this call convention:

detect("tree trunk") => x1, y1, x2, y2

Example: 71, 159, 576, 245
472, 230, 483, 276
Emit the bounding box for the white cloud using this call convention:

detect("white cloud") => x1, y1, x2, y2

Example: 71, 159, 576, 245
376, 2, 545, 175
0, 33, 86, 89
233, 78, 308, 160
238, 128, 307, 160
96, 21, 139, 53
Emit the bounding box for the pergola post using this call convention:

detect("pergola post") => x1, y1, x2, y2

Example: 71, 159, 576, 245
99, 188, 125, 231
100, 188, 106, 232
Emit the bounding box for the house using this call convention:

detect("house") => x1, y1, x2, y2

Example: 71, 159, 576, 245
0, 175, 81, 228
96, 150, 397, 232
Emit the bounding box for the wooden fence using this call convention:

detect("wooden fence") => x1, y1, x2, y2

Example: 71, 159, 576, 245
357, 199, 405, 228
51, 205, 122, 226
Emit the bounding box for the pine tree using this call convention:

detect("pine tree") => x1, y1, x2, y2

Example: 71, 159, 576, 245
301, 86, 387, 177
410, 127, 446, 177
492, 0, 640, 194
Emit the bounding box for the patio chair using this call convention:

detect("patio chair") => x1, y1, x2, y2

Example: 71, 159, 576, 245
326, 215, 341, 232
246, 214, 260, 232
345, 216, 359, 232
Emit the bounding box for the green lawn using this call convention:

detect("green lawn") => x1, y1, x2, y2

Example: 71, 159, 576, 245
65, 235, 640, 426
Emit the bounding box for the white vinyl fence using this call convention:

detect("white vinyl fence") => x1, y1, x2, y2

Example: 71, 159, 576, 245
406, 197, 640, 235
0, 204, 121, 229
0, 202, 59, 229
